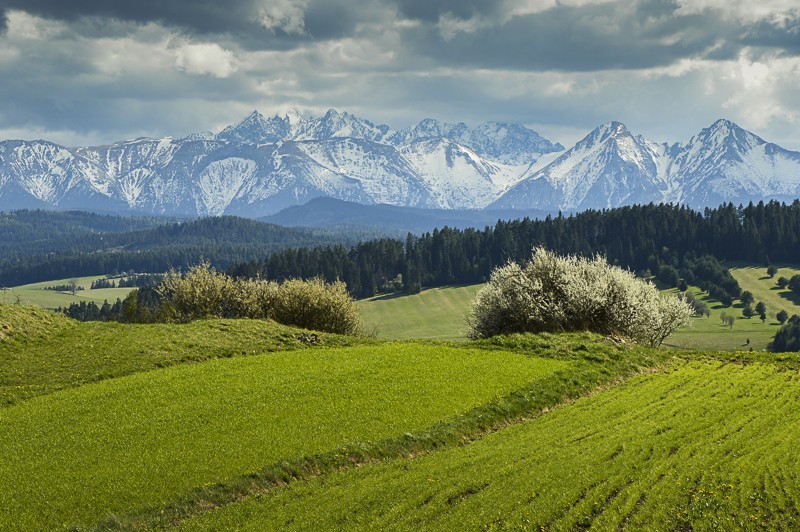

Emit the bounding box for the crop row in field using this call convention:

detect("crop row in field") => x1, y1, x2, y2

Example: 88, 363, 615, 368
183, 359, 800, 530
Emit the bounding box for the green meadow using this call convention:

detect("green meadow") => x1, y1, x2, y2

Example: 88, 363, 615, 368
4, 275, 134, 309
360, 284, 481, 340
0, 340, 568, 530
184, 357, 800, 530
2, 262, 800, 530
0, 304, 364, 406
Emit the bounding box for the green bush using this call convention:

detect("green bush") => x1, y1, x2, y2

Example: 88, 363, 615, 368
270, 278, 363, 336
158, 262, 237, 320
467, 248, 692, 347
157, 263, 362, 335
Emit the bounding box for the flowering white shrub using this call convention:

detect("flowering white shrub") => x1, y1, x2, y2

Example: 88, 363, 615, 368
467, 248, 692, 346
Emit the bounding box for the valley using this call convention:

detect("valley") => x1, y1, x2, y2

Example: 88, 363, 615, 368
3, 1, 799, 529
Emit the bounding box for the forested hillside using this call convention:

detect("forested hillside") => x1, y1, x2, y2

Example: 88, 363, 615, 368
0, 212, 365, 286
231, 201, 798, 299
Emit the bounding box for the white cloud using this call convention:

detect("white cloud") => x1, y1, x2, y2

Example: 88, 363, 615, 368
257, 0, 309, 35
675, 0, 800, 25
174, 42, 239, 78
3, 9, 64, 40
721, 51, 799, 128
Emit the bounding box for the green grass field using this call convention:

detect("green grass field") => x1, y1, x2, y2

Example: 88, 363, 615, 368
0, 304, 366, 406
0, 341, 569, 530
360, 285, 481, 340
4, 263, 800, 529
4, 275, 134, 309
728, 264, 800, 315
182, 357, 800, 530
665, 286, 779, 351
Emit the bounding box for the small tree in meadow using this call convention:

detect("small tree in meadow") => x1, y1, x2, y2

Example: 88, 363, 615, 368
777, 309, 789, 324
777, 276, 789, 289
740, 291, 755, 306
767, 265, 779, 278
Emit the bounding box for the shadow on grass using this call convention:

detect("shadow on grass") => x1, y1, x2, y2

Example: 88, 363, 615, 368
778, 290, 800, 306
368, 291, 411, 302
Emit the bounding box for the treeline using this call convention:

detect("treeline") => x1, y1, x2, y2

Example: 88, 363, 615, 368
43, 284, 83, 292
230, 201, 800, 300
90, 274, 164, 289
0, 215, 364, 286
0, 209, 168, 260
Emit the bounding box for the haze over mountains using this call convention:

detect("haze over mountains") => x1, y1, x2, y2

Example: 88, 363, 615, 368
1, 109, 798, 218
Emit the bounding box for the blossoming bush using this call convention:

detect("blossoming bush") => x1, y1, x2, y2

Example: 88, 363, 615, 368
158, 262, 363, 335
467, 248, 692, 346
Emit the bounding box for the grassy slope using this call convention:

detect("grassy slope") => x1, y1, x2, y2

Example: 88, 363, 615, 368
0, 343, 569, 530
360, 266, 800, 350
664, 286, 778, 351
183, 357, 800, 531
5, 275, 134, 308
0, 303, 364, 406
728, 265, 800, 315
360, 285, 481, 340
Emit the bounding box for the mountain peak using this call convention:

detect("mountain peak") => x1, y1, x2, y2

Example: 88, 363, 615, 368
217, 110, 289, 144
245, 110, 265, 121
709, 118, 735, 130
600, 121, 629, 135
576, 121, 632, 148
690, 118, 765, 153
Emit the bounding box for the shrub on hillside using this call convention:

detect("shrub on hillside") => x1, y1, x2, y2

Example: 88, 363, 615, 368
467, 248, 692, 347
157, 262, 362, 335
270, 278, 363, 336
159, 262, 239, 320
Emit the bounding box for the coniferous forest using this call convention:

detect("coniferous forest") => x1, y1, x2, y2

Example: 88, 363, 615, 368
230, 201, 799, 299
9, 201, 800, 309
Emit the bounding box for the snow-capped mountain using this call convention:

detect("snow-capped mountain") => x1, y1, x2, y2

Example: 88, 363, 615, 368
0, 109, 562, 216
1, 110, 799, 217
670, 119, 800, 207
491, 119, 800, 211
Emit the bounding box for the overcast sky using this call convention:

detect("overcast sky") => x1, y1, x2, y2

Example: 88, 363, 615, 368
0, 0, 798, 149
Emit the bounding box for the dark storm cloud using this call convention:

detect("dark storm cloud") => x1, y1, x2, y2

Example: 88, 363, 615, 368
394, 0, 501, 22
0, 0, 375, 48
0, 0, 255, 33
2, 0, 798, 63
743, 18, 800, 55
397, 1, 791, 71
0, 0, 798, 149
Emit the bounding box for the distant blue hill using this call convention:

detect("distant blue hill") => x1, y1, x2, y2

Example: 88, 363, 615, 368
261, 197, 557, 235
